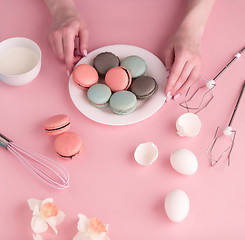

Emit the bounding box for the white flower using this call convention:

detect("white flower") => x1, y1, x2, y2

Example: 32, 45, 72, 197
33, 233, 43, 240
73, 214, 111, 240
28, 198, 65, 239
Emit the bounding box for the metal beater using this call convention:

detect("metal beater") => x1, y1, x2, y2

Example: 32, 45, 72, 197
180, 47, 245, 114
206, 81, 245, 166
0, 133, 70, 189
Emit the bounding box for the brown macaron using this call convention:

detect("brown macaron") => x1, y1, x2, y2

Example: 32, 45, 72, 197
130, 76, 158, 100
93, 52, 120, 77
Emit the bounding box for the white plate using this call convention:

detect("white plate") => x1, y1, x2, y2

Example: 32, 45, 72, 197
69, 44, 167, 126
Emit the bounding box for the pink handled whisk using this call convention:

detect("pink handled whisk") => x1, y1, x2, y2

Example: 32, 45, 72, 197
206, 80, 245, 167
0, 133, 70, 189
180, 47, 245, 114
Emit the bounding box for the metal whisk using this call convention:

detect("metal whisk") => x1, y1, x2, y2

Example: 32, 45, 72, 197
207, 81, 245, 166
180, 47, 245, 114
0, 133, 70, 189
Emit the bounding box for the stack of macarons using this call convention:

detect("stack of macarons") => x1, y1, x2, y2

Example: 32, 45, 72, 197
72, 52, 158, 115
43, 114, 83, 159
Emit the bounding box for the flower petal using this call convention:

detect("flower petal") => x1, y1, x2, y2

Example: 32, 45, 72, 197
55, 210, 65, 225
45, 217, 58, 234
41, 198, 53, 205
31, 216, 48, 233
33, 233, 43, 240
33, 204, 41, 216
89, 232, 110, 240
28, 198, 42, 211
73, 232, 91, 240
45, 210, 65, 234
77, 214, 89, 232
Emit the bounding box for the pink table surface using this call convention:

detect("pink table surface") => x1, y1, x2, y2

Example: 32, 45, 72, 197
1, 0, 245, 239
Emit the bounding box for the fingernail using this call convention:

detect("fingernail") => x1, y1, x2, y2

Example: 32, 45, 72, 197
167, 91, 172, 98
83, 49, 87, 56
165, 91, 172, 102
174, 93, 180, 100
166, 71, 170, 78
166, 96, 172, 103
66, 70, 70, 77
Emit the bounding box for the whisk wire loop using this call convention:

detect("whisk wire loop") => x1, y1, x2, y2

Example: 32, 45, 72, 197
179, 47, 245, 114
207, 127, 236, 166
7, 142, 70, 189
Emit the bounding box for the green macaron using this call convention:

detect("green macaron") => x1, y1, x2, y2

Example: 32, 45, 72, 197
120, 55, 147, 78
109, 90, 137, 115
87, 83, 112, 107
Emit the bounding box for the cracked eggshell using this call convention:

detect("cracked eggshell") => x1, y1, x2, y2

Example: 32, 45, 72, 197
165, 189, 190, 222
176, 112, 201, 137
134, 142, 158, 166
170, 148, 198, 175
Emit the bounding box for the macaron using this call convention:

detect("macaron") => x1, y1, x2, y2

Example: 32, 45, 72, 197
120, 55, 147, 78
43, 114, 71, 135
109, 90, 137, 115
105, 66, 132, 92
54, 132, 82, 159
87, 83, 112, 107
72, 64, 99, 89
93, 52, 120, 76
130, 76, 158, 100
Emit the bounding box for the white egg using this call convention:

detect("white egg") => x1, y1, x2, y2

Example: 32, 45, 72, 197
134, 142, 158, 166
170, 148, 198, 175
176, 112, 201, 137
165, 189, 190, 222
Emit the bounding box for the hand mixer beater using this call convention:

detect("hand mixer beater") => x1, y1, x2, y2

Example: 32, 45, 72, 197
206, 81, 245, 166
0, 133, 69, 189
179, 47, 245, 114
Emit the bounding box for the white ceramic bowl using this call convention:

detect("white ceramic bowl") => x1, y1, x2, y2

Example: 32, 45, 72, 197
0, 37, 41, 86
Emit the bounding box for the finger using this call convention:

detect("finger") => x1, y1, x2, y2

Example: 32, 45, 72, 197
165, 56, 186, 95
74, 36, 82, 56
63, 29, 76, 73
171, 61, 195, 95
163, 46, 174, 71
74, 55, 82, 64
48, 35, 57, 56
79, 27, 89, 56
53, 30, 65, 61
175, 65, 201, 96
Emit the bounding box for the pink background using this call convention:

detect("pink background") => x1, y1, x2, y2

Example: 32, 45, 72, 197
1, 0, 245, 239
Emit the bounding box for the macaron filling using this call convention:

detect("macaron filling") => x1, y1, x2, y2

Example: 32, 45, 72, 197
122, 67, 132, 90
73, 79, 91, 89
45, 122, 71, 132
57, 151, 80, 159
110, 104, 136, 114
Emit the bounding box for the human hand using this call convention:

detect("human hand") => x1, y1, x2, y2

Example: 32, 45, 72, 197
48, 7, 88, 75
163, 28, 202, 101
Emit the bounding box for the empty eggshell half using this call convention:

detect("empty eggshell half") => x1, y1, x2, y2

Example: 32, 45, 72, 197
134, 142, 158, 166
165, 189, 190, 222
170, 148, 198, 175
176, 112, 201, 137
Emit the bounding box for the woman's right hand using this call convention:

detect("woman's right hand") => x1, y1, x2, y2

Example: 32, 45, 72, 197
47, 4, 88, 75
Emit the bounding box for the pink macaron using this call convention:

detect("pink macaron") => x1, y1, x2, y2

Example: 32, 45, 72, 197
43, 114, 71, 135
105, 66, 132, 92
72, 64, 99, 89
54, 132, 83, 159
